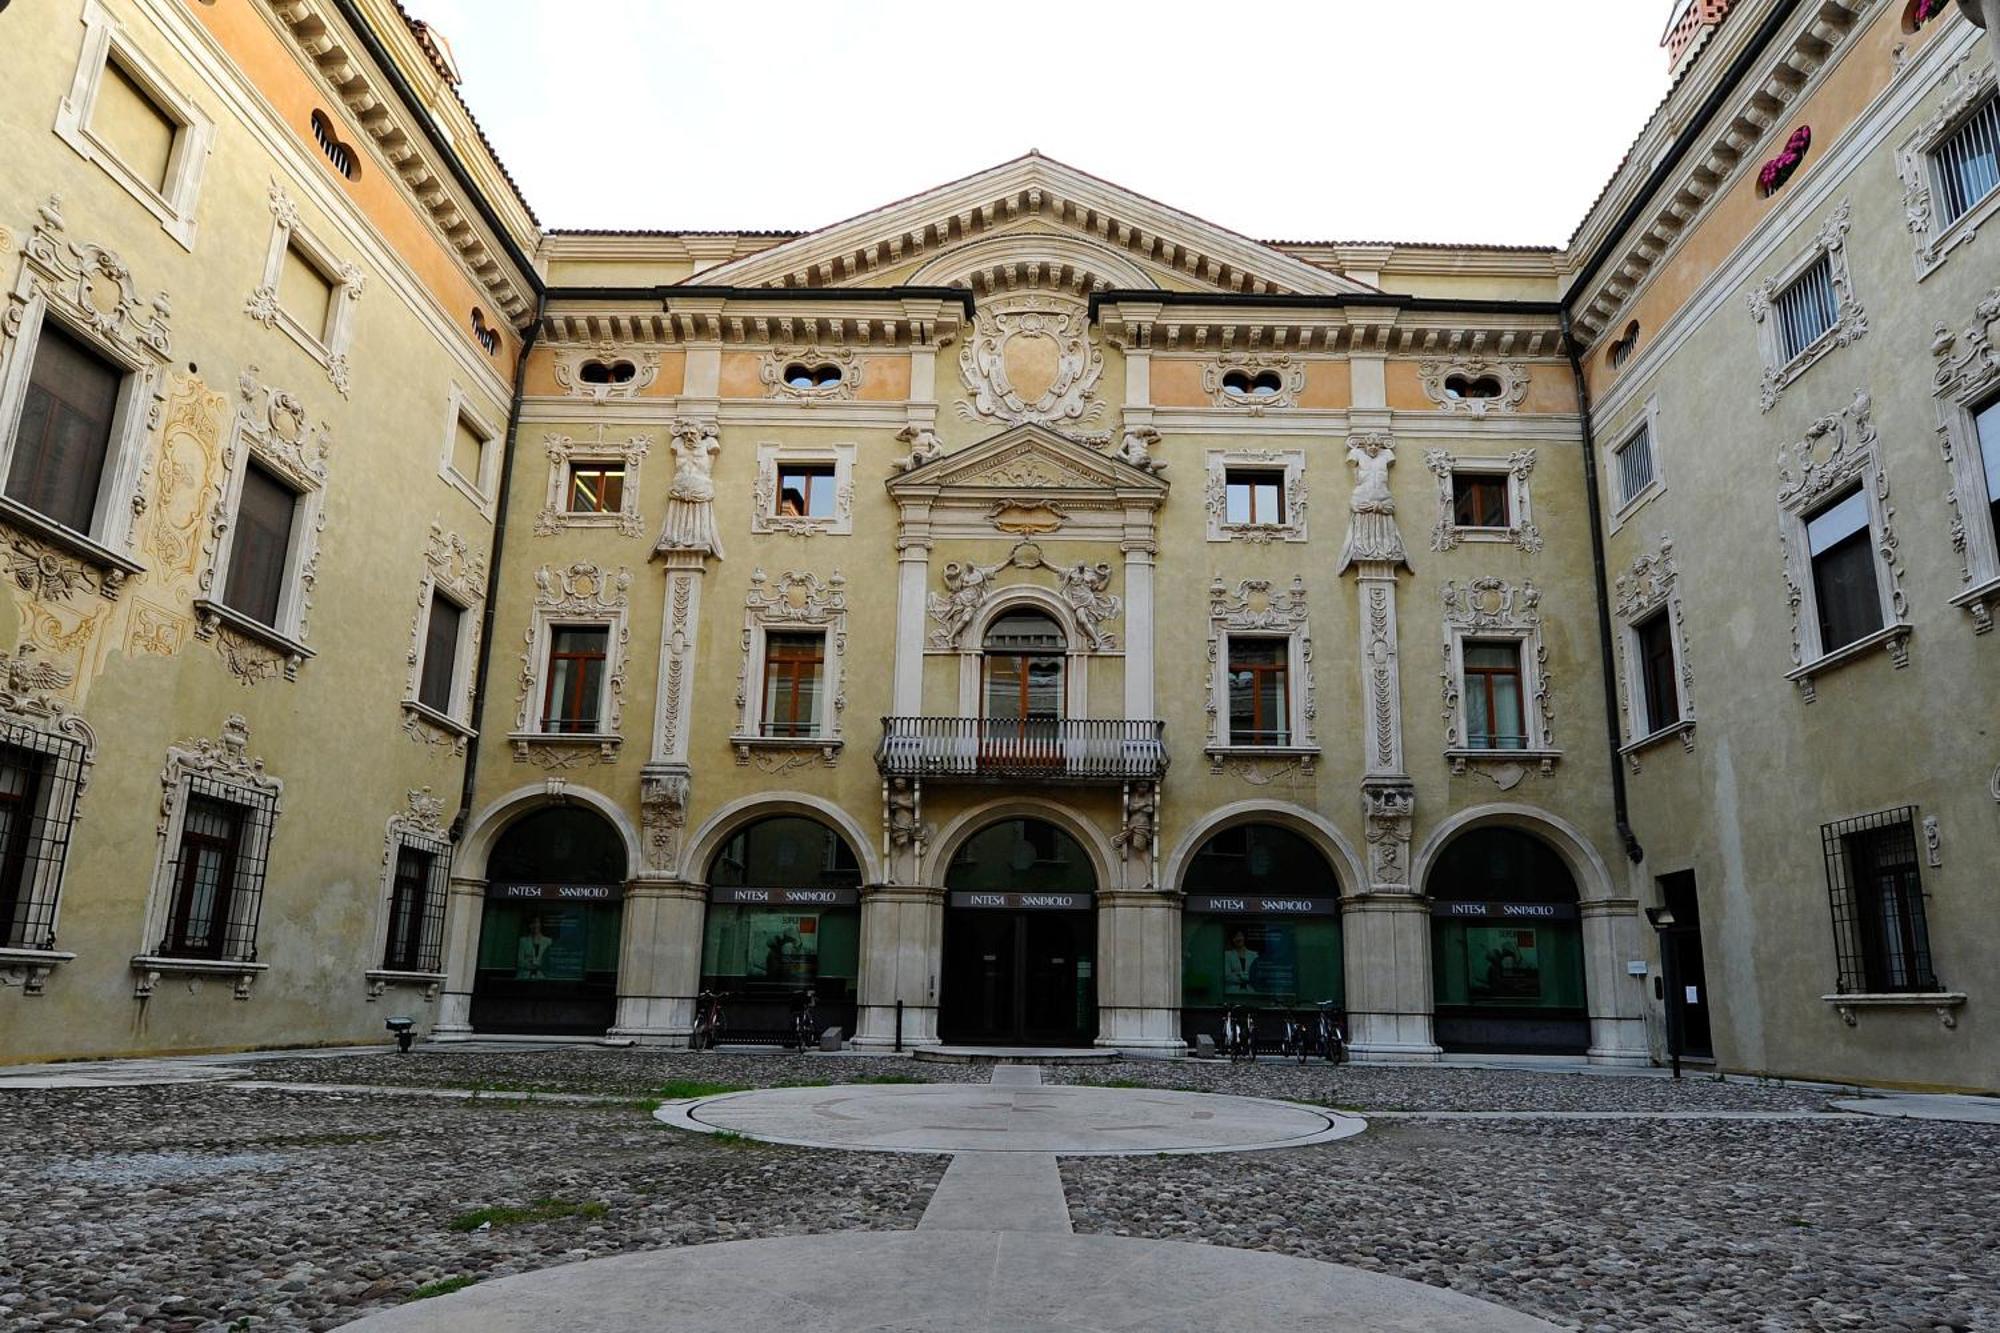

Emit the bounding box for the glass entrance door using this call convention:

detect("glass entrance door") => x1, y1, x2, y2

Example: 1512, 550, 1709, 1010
940, 907, 1095, 1045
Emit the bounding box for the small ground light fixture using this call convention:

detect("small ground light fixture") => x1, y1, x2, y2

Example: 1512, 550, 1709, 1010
385, 1016, 416, 1054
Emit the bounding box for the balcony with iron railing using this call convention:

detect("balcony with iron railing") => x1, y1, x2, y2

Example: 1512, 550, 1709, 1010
876, 716, 1168, 783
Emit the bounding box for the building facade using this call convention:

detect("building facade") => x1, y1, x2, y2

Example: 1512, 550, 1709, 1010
0, 0, 1994, 1093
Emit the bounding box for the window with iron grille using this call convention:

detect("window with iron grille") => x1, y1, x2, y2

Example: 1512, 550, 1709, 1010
1930, 92, 2000, 230
159, 778, 274, 961
1822, 807, 1938, 994
1774, 255, 1838, 364
1615, 423, 1656, 507
382, 833, 450, 973
0, 725, 89, 951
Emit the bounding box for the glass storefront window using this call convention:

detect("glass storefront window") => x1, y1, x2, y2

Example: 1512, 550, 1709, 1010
1182, 914, 1342, 1010
702, 904, 858, 999
1430, 920, 1585, 1010
476, 902, 621, 984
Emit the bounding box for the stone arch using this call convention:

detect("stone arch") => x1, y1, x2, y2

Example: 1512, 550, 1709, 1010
458, 782, 643, 882
1162, 799, 1368, 900
1410, 803, 1617, 905
927, 795, 1118, 892
680, 791, 882, 887
956, 585, 1098, 717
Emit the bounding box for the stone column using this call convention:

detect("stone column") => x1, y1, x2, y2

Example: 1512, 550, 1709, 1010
430, 872, 485, 1038
609, 878, 706, 1042
1094, 886, 1183, 1051
851, 883, 944, 1048
1337, 429, 1442, 1061
1582, 896, 1651, 1066
1121, 525, 1156, 722
892, 507, 932, 715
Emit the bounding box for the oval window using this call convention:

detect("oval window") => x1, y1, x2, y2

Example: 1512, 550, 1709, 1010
579, 359, 637, 385
1608, 321, 1640, 370
1443, 374, 1504, 400
1221, 369, 1284, 397
784, 362, 843, 389
310, 109, 360, 182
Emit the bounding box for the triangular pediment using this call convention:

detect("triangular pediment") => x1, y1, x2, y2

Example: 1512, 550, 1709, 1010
889, 423, 1167, 500
687, 153, 1367, 299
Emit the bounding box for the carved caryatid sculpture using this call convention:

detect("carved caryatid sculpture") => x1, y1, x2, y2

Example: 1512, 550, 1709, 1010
1337, 432, 1410, 573
656, 420, 724, 560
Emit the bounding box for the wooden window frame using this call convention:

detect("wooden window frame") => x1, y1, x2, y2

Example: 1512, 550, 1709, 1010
761, 630, 827, 739
1224, 636, 1290, 748
540, 624, 611, 736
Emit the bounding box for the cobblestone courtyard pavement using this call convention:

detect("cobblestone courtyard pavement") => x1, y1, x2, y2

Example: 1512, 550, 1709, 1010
1, 1046, 1994, 1331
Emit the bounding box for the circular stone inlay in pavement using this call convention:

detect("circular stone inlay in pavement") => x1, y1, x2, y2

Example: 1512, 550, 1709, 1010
655, 1082, 1362, 1155
343, 1231, 1561, 1332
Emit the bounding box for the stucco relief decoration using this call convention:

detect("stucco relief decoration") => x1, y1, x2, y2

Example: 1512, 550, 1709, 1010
656, 420, 724, 560
761, 346, 861, 402
1205, 575, 1316, 757
1418, 359, 1529, 415
734, 567, 847, 765
1337, 433, 1410, 573
1425, 449, 1543, 553
1614, 538, 1697, 765
535, 428, 649, 538
1749, 200, 1866, 412
157, 714, 280, 839
957, 293, 1105, 428
883, 776, 926, 885
1440, 578, 1555, 771
1203, 354, 1304, 413
1930, 284, 2000, 629
1361, 780, 1415, 892
1776, 389, 1909, 688
147, 374, 228, 579
513, 563, 632, 765
1204, 448, 1307, 544
639, 768, 690, 875
926, 542, 1122, 651
1110, 426, 1166, 475
401, 523, 487, 754
1113, 781, 1160, 889
550, 342, 660, 403
891, 424, 945, 473
5, 541, 96, 604
1897, 58, 1997, 277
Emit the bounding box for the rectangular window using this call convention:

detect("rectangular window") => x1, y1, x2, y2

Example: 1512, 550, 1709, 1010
92, 57, 177, 193
1226, 638, 1289, 747
1774, 254, 1838, 363
0, 725, 87, 952
417, 594, 463, 716
1823, 808, 1937, 994
451, 413, 488, 487
1614, 424, 1655, 507
1224, 469, 1284, 526
1635, 611, 1680, 735
1452, 473, 1510, 528
278, 242, 335, 341
163, 794, 244, 960
223, 462, 299, 629
542, 625, 609, 734
1930, 93, 2000, 230
6, 323, 122, 534
1976, 397, 2000, 547
383, 842, 448, 974
566, 463, 625, 514
775, 464, 837, 519
1805, 487, 1882, 654
1462, 641, 1526, 751
0, 746, 48, 949
761, 632, 825, 738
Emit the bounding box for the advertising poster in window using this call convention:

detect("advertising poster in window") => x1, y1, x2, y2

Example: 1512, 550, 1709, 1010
511, 908, 588, 983
1219, 920, 1296, 1000
749, 911, 819, 987
1466, 926, 1542, 1003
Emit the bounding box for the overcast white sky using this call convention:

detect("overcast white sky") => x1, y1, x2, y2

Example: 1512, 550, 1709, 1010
409, 1, 1675, 246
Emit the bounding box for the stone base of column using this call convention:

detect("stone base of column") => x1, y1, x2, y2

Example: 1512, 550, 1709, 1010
608, 994, 694, 1046
430, 992, 474, 1038
1094, 1004, 1185, 1054
1587, 1016, 1652, 1066
1341, 891, 1440, 1062
1347, 1010, 1442, 1063
851, 1002, 940, 1050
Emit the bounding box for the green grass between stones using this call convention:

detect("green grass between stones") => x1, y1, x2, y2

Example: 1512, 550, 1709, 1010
409, 1275, 477, 1300
447, 1198, 608, 1232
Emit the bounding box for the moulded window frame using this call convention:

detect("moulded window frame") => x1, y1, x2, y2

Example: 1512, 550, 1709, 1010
246, 186, 364, 398
1779, 473, 1910, 696
404, 582, 477, 735
1215, 629, 1310, 753
437, 386, 499, 515
52, 0, 215, 251
534, 430, 648, 538
0, 708, 95, 975
752, 441, 856, 537
1440, 584, 1559, 775
1748, 200, 1865, 414
1203, 448, 1308, 544
514, 611, 626, 747
1896, 59, 2000, 281
734, 569, 848, 765
1607, 394, 1666, 532
369, 822, 451, 992
1937, 376, 2000, 634
1622, 605, 1695, 752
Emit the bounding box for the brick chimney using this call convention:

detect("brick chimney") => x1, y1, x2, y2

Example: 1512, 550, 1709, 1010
1662, 0, 1737, 77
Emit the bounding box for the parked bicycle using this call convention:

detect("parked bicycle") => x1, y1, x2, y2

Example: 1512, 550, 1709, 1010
1221, 1006, 1257, 1062
790, 988, 820, 1052
690, 988, 724, 1051
1311, 1000, 1348, 1065
1280, 1010, 1310, 1064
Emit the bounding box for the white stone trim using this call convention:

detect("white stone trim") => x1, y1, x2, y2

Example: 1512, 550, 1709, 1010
1202, 353, 1305, 412
0, 196, 171, 588
52, 0, 214, 251
1418, 358, 1530, 415
1930, 281, 2000, 632
950, 584, 1098, 721
1823, 991, 1967, 1028
401, 523, 487, 751
731, 567, 848, 766
1204, 575, 1316, 765
1424, 448, 1542, 553
1896, 55, 1999, 280
243, 181, 365, 397
1606, 394, 1666, 533
533, 428, 650, 538
1203, 448, 1308, 544
760, 346, 862, 401
679, 791, 883, 887
1440, 578, 1557, 773
371, 787, 451, 986
1612, 537, 1697, 771
549, 342, 661, 403
511, 562, 633, 765
1747, 198, 1866, 414
1159, 799, 1369, 904
751, 441, 856, 538
0, 648, 97, 960
438, 386, 499, 515
1775, 390, 1911, 700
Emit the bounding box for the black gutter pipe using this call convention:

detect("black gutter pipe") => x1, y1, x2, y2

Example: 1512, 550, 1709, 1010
329, 0, 544, 299
1563, 309, 1644, 866
1561, 0, 1800, 309
452, 294, 543, 842
543, 284, 975, 317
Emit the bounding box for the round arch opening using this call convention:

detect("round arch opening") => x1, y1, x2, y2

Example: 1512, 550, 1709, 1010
1180, 822, 1344, 1050
702, 815, 863, 1043
1425, 826, 1587, 1055
940, 818, 1097, 1046
471, 805, 627, 1035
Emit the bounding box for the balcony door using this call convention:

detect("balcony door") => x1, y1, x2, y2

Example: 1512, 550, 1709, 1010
981, 610, 1066, 768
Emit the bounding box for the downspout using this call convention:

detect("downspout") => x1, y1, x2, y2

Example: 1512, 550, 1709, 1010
452, 298, 544, 843
1563, 310, 1644, 865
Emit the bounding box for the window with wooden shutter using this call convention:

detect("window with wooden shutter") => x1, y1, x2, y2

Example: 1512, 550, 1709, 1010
6, 324, 121, 534
223, 463, 298, 628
